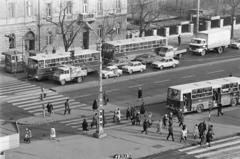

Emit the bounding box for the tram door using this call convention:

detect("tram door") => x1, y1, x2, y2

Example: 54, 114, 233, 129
183, 93, 192, 111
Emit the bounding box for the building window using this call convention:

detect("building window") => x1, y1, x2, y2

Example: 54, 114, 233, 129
83, 0, 88, 13
8, 3, 15, 18
46, 3, 52, 17
26, 1, 32, 16
97, 26, 103, 38
66, 1, 73, 14
46, 33, 53, 45
116, 0, 121, 13
97, 0, 103, 15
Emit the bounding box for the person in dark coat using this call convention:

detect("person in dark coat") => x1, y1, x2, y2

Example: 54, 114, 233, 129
64, 99, 70, 115
198, 120, 207, 145
82, 119, 89, 131
92, 99, 98, 110
47, 102, 53, 115
163, 114, 168, 128
141, 119, 149, 134
126, 107, 131, 120
217, 103, 223, 116
178, 34, 181, 46
206, 125, 214, 147
138, 87, 143, 100
167, 122, 174, 141
91, 113, 98, 128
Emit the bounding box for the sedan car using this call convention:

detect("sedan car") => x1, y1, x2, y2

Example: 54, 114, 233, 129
122, 61, 146, 74
108, 57, 131, 68
102, 65, 123, 79
152, 57, 179, 70
230, 39, 240, 49
133, 54, 161, 64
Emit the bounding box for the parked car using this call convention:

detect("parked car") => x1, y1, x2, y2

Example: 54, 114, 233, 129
108, 57, 130, 68
156, 45, 187, 59
133, 54, 161, 64
102, 65, 123, 79
152, 57, 179, 70
230, 39, 240, 49
122, 61, 146, 74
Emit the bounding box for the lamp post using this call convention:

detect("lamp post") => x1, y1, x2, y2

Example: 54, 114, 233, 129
196, 0, 200, 33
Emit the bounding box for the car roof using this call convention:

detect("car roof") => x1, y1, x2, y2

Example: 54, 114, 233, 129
107, 65, 118, 69
130, 61, 141, 64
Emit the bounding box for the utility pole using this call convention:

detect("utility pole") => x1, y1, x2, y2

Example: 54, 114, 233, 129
196, 0, 200, 33
38, 0, 41, 51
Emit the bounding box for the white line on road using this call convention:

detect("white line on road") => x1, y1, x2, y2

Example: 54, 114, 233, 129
181, 75, 194, 79
128, 84, 143, 89
106, 89, 119, 93
207, 70, 224, 74
153, 79, 170, 84
74, 94, 92, 98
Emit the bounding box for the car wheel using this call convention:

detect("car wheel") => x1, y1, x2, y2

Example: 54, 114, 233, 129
217, 47, 223, 54
77, 77, 83, 83
172, 64, 176, 68
129, 70, 133, 74
201, 50, 206, 56
159, 66, 164, 70
140, 68, 143, 72
105, 75, 109, 79
60, 80, 66, 85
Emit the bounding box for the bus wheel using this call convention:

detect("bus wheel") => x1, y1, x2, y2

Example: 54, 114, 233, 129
196, 104, 204, 113
231, 98, 237, 106
60, 80, 66, 85
77, 77, 83, 83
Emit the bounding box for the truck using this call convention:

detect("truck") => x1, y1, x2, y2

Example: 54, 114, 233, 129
52, 65, 87, 85
188, 28, 231, 56
155, 45, 187, 59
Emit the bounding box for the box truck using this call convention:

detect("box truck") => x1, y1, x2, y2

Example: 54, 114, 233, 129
189, 28, 231, 56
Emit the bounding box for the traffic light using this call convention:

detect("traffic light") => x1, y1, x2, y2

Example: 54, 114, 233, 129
40, 93, 47, 101
70, 50, 75, 60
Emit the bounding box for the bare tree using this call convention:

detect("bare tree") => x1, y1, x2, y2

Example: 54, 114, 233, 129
225, 0, 240, 38
99, 14, 118, 41
46, 3, 83, 52
130, 0, 163, 37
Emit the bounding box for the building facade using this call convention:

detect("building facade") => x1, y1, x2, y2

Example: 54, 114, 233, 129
0, 0, 127, 55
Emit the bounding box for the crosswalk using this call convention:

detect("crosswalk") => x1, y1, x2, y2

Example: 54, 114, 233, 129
1, 79, 88, 116
178, 135, 240, 159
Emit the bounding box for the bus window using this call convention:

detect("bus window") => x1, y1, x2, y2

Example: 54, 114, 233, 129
167, 88, 180, 100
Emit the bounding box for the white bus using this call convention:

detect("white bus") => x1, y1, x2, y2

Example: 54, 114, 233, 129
27, 49, 100, 80
102, 36, 167, 61
167, 76, 240, 113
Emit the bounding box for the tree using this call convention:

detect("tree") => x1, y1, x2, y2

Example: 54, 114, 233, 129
225, 0, 240, 38
130, 0, 163, 37
46, 2, 83, 52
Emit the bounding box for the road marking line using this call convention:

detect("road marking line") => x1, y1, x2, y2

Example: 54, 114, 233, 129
195, 145, 240, 158
181, 75, 194, 79
153, 79, 170, 84
106, 89, 119, 93
179, 136, 240, 152
74, 94, 92, 98
207, 70, 224, 74
187, 139, 240, 155
128, 84, 143, 88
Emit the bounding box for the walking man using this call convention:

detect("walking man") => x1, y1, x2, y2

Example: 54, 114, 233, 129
64, 99, 71, 115
206, 125, 214, 147
178, 34, 181, 46
167, 122, 174, 141
141, 119, 149, 134
217, 103, 224, 116
138, 87, 143, 101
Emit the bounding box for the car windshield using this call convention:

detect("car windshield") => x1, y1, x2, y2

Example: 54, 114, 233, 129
159, 47, 168, 52
191, 39, 204, 44
159, 59, 166, 62
54, 69, 64, 75
105, 67, 113, 71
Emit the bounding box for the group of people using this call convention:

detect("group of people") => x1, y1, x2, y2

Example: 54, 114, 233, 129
197, 120, 215, 147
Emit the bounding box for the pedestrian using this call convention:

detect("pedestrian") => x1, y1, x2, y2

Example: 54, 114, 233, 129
64, 99, 71, 115
178, 34, 181, 46
24, 128, 32, 144
206, 125, 214, 147
116, 108, 121, 123
166, 122, 174, 141
42, 104, 46, 118
217, 103, 224, 116
179, 111, 184, 128
140, 102, 146, 121
126, 107, 131, 120
198, 120, 207, 140
47, 102, 53, 115
163, 114, 168, 128
193, 124, 198, 139
180, 125, 188, 143
82, 119, 89, 132
91, 113, 98, 128
135, 112, 141, 125
138, 87, 143, 101
92, 99, 98, 111
141, 119, 149, 134
103, 91, 109, 105
168, 111, 173, 126
156, 119, 163, 134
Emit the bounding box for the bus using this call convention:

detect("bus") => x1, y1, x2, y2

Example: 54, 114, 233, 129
167, 76, 240, 113
102, 36, 167, 62
2, 50, 25, 73
27, 49, 100, 80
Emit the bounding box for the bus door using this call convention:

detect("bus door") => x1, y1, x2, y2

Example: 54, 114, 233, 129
183, 93, 192, 111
